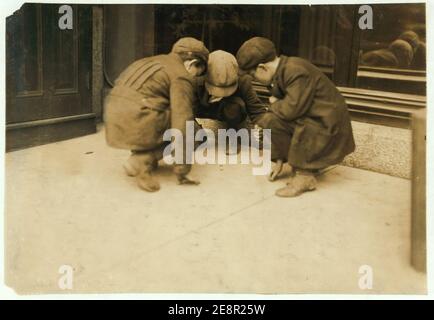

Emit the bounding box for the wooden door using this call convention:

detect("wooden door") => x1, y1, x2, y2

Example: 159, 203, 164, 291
6, 3, 96, 151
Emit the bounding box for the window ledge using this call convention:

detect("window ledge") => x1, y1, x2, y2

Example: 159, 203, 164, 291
357, 70, 426, 82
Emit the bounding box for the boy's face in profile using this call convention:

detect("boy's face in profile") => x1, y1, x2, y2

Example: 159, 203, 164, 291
250, 64, 275, 85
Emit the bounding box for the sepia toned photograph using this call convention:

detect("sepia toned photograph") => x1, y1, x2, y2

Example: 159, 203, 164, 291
3, 1, 428, 296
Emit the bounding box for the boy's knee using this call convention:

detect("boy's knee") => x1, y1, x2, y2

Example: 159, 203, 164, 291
255, 112, 279, 129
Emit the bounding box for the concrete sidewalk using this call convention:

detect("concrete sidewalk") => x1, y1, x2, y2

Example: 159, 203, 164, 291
5, 128, 426, 294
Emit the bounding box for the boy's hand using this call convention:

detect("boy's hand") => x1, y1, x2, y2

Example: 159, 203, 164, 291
177, 174, 200, 185
269, 96, 278, 104
269, 159, 283, 181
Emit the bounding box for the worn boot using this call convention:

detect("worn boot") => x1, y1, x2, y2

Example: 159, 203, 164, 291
125, 151, 160, 192
275, 170, 317, 197
137, 166, 160, 192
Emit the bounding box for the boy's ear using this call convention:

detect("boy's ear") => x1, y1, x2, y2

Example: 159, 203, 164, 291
185, 59, 199, 69
257, 63, 267, 71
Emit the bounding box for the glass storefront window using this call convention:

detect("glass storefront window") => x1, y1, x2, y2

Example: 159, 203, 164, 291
297, 5, 361, 85
358, 3, 425, 71
356, 3, 426, 95
154, 5, 300, 57
152, 4, 425, 96
298, 5, 343, 78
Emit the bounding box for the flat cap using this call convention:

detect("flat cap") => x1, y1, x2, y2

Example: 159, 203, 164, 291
398, 31, 420, 50
236, 37, 277, 72
172, 37, 209, 63
389, 39, 414, 67
205, 50, 239, 98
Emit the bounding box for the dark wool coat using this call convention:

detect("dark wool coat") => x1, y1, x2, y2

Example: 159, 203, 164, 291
257, 55, 355, 170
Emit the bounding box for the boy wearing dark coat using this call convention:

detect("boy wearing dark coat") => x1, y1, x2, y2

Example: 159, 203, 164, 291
104, 37, 209, 192
236, 37, 355, 197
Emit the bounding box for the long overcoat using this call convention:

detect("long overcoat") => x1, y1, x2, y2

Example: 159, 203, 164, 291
259, 55, 355, 169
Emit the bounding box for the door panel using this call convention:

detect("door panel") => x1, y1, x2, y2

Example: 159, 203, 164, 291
14, 5, 43, 97
6, 3, 96, 151
53, 9, 79, 94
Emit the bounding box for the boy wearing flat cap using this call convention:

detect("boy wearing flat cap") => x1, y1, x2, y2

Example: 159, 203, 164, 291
104, 37, 209, 192
195, 50, 267, 142
236, 37, 355, 197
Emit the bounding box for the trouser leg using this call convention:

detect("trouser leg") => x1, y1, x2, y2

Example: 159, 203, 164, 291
255, 112, 318, 197
255, 112, 294, 162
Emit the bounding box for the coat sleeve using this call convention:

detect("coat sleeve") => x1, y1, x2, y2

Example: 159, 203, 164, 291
239, 75, 267, 122
170, 76, 196, 136
269, 67, 315, 122
193, 76, 208, 117
169, 76, 197, 174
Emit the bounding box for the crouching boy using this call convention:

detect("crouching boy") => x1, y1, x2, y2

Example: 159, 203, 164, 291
236, 37, 355, 197
195, 50, 267, 153
196, 50, 267, 130
104, 37, 209, 192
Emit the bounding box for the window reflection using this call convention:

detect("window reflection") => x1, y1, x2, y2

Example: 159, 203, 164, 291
358, 4, 425, 71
